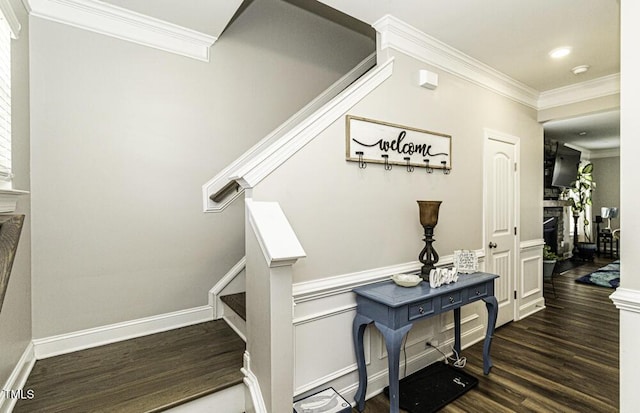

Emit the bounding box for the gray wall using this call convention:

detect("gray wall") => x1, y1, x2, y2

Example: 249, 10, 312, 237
254, 50, 543, 283
29, 0, 374, 338
0, 0, 32, 391
591, 156, 620, 229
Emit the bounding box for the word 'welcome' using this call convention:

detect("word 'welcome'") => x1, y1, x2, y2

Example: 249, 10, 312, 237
352, 131, 448, 158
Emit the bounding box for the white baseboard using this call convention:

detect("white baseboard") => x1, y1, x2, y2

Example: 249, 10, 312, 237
0, 342, 36, 413
241, 352, 266, 413
33, 305, 213, 359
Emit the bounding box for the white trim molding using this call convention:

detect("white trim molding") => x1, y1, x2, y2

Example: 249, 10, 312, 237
210, 256, 246, 317
26, 0, 217, 61
293, 249, 485, 304
241, 351, 267, 413
0, 0, 22, 38
373, 15, 539, 109
590, 148, 620, 159
202, 53, 377, 212
611, 288, 640, 314
538, 74, 621, 110
520, 238, 545, 251
0, 342, 36, 412
32, 305, 213, 359
230, 58, 394, 189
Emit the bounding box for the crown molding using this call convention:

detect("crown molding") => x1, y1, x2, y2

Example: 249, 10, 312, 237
589, 148, 620, 159
0, 0, 22, 38
26, 0, 217, 61
372, 14, 539, 109
538, 73, 620, 110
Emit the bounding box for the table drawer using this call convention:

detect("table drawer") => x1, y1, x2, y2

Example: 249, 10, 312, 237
467, 283, 489, 301
440, 291, 463, 311
408, 299, 435, 320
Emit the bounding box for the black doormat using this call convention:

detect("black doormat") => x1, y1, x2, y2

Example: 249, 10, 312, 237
383, 362, 477, 413
554, 259, 585, 274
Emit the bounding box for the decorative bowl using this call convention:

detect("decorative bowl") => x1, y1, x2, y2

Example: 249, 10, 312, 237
391, 273, 422, 287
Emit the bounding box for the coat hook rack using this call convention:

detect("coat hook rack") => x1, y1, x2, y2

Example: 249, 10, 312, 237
356, 151, 367, 169
441, 161, 451, 175
382, 154, 392, 171
424, 159, 433, 174
404, 157, 414, 172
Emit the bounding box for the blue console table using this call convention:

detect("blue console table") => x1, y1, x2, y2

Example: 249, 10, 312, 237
352, 272, 499, 413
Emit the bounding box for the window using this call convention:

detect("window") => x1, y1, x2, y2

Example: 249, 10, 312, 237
0, 14, 10, 182
0, 0, 20, 187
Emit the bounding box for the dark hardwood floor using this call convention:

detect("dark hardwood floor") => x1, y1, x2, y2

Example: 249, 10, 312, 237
355, 257, 619, 412
14, 319, 245, 413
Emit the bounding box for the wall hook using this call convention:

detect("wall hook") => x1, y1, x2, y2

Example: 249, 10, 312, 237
404, 157, 414, 172
424, 159, 433, 174
356, 151, 367, 169
441, 161, 451, 175
382, 154, 392, 171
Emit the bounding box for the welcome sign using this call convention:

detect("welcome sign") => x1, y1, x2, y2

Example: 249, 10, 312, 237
346, 115, 452, 170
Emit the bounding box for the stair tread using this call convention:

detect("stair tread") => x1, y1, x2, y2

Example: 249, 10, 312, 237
221, 292, 246, 321
14, 320, 245, 412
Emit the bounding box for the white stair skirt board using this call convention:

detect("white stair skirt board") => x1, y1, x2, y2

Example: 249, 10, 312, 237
221, 300, 247, 342
163, 383, 245, 413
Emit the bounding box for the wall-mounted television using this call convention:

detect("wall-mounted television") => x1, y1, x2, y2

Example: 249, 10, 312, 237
551, 144, 581, 188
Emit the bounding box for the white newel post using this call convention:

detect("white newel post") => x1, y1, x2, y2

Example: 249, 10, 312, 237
244, 200, 306, 413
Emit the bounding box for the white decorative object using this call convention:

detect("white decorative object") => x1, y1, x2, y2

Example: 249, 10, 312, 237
419, 69, 438, 89
453, 250, 478, 274
391, 273, 422, 287
428, 267, 458, 288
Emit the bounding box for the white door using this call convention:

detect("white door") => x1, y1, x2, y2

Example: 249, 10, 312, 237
485, 132, 518, 327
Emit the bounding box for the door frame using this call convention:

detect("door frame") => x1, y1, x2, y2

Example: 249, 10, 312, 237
483, 128, 521, 323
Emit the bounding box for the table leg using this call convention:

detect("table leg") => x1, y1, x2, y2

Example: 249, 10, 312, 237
352, 313, 372, 412
453, 307, 461, 356
375, 322, 412, 413
482, 296, 498, 374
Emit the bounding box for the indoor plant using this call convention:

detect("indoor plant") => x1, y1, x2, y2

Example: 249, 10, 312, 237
568, 161, 597, 259
543, 245, 559, 279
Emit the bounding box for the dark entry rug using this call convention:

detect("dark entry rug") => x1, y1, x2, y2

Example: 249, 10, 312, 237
383, 362, 477, 413
554, 259, 585, 274
575, 260, 620, 288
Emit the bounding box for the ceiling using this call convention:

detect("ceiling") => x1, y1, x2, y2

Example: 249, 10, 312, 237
100, 0, 621, 150
316, 0, 621, 151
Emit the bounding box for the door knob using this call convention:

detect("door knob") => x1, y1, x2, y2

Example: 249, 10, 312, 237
488, 242, 497, 249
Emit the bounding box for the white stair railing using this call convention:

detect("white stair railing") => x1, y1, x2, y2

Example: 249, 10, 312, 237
202, 52, 377, 212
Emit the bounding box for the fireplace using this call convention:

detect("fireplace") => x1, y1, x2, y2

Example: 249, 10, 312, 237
543, 200, 572, 258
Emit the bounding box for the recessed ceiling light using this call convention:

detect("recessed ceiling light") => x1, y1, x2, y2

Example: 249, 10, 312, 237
579, 131, 588, 136
549, 47, 572, 59
572, 65, 590, 75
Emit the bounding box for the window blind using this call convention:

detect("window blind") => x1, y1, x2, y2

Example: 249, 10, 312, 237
0, 16, 10, 181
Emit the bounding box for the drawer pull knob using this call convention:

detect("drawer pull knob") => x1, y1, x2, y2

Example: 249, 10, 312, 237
449, 296, 454, 303
418, 306, 425, 314
476, 290, 481, 295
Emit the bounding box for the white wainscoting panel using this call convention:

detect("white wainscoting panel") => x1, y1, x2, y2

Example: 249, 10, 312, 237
518, 239, 545, 320
293, 290, 369, 395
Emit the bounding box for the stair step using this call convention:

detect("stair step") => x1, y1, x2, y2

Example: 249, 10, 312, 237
221, 292, 246, 321
14, 320, 245, 412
